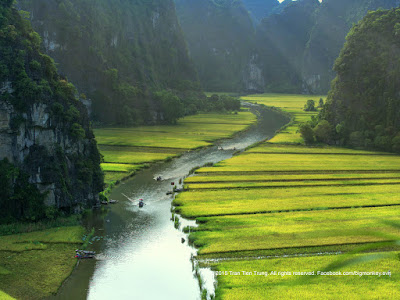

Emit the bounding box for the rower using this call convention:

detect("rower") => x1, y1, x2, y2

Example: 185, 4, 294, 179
139, 199, 144, 208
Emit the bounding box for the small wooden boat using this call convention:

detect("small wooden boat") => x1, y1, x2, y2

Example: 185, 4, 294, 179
75, 250, 96, 259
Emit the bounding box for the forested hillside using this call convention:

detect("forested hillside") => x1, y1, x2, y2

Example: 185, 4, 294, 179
320, 8, 400, 152
17, 0, 201, 125
303, 0, 400, 94
0, 1, 103, 222
175, 0, 261, 92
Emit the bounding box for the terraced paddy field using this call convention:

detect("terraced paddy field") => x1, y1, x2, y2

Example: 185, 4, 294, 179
94, 112, 256, 184
175, 94, 400, 298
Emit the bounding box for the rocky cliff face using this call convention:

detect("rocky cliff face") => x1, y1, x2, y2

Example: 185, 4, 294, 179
0, 98, 101, 211
175, 0, 257, 92
0, 4, 103, 219
17, 0, 199, 124
255, 0, 320, 93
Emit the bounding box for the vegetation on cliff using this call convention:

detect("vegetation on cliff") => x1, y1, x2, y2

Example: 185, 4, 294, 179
0, 1, 104, 222
320, 8, 400, 153
18, 0, 202, 125
303, 0, 400, 94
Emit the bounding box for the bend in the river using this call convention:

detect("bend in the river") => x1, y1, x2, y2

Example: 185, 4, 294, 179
50, 104, 289, 300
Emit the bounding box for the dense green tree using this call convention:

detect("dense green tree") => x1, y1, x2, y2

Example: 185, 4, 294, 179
299, 123, 315, 144
304, 100, 317, 112
314, 120, 334, 143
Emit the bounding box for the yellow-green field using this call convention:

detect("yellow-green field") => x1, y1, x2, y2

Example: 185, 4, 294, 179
94, 112, 256, 184
176, 94, 400, 299
0, 227, 83, 299
242, 93, 324, 144
214, 252, 400, 300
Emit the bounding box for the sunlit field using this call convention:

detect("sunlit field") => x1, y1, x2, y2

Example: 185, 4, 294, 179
242, 93, 324, 144
176, 94, 400, 299
214, 252, 400, 299
94, 112, 256, 184
190, 206, 400, 254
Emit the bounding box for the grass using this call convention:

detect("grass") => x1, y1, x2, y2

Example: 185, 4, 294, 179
95, 111, 256, 184
213, 252, 400, 299
0, 226, 84, 299
173, 94, 400, 298
0, 290, 15, 300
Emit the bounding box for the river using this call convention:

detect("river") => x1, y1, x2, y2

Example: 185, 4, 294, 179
50, 104, 288, 300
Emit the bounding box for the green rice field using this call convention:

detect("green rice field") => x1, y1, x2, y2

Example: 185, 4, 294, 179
94, 112, 256, 184
175, 94, 400, 299
242, 93, 324, 144
0, 227, 84, 299
213, 252, 400, 299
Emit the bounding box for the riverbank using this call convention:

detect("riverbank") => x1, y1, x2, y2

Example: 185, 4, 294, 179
0, 226, 84, 299
176, 93, 400, 299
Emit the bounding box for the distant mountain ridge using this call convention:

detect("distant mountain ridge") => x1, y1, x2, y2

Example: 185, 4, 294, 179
176, 0, 400, 94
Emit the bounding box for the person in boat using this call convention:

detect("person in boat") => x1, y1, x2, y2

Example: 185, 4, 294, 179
156, 176, 162, 181
139, 199, 144, 207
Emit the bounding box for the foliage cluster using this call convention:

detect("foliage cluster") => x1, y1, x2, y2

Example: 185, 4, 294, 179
320, 8, 400, 153
0, 159, 46, 223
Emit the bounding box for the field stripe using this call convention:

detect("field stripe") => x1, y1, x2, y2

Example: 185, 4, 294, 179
186, 177, 400, 183
248, 151, 397, 156
187, 181, 400, 190
196, 170, 400, 175
178, 203, 400, 218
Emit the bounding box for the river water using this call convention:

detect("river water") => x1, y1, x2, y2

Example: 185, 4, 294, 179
51, 105, 288, 300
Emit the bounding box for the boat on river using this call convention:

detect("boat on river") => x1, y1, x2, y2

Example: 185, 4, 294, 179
139, 199, 144, 208
75, 250, 96, 259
